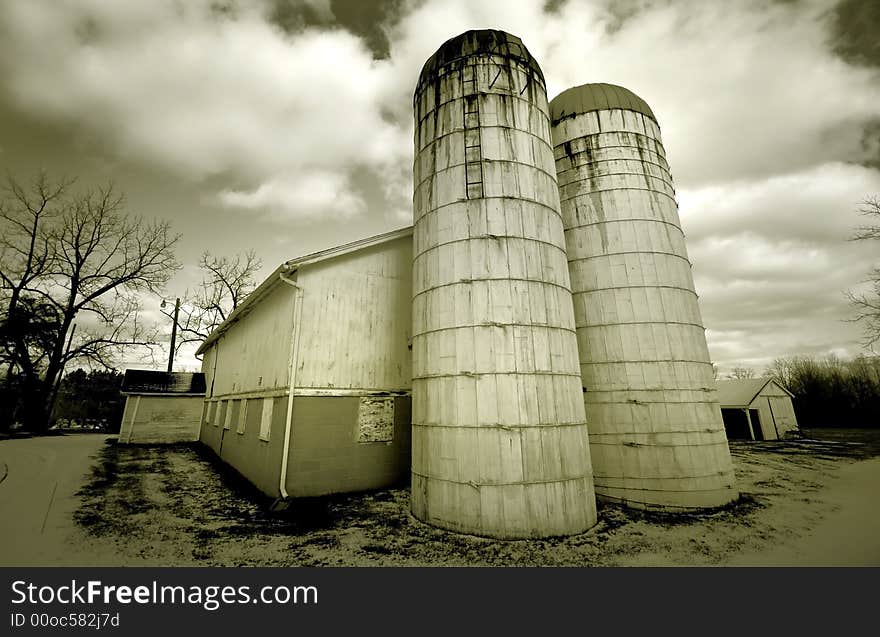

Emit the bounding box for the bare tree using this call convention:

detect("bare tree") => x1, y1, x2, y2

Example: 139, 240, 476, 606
729, 366, 756, 380
766, 357, 794, 389
847, 195, 880, 347
0, 172, 71, 375
162, 250, 262, 352
0, 173, 180, 431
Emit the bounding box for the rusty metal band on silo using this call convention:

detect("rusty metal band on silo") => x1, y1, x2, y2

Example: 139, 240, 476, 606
411, 30, 598, 538
550, 83, 737, 510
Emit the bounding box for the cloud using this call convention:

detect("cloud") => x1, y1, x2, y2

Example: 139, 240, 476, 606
218, 170, 367, 220
2, 0, 876, 209
0, 0, 878, 367
380, 0, 880, 195
0, 0, 407, 220
378, 0, 880, 370
299, 0, 335, 22
681, 162, 880, 370
532, 0, 880, 187
679, 163, 880, 245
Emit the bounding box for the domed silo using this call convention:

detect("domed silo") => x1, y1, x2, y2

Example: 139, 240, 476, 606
549, 83, 737, 510
411, 30, 597, 538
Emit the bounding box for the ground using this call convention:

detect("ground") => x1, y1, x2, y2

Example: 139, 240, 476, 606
2, 429, 879, 566
0, 433, 112, 566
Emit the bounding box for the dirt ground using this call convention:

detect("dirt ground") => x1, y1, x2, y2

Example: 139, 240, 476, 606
70, 429, 880, 566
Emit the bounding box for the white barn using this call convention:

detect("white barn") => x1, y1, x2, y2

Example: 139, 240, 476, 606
716, 377, 799, 441
196, 228, 413, 504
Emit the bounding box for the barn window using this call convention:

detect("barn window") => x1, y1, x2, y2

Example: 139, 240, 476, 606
213, 401, 224, 427
237, 399, 248, 434
357, 396, 394, 443
207, 401, 217, 426
224, 400, 235, 430
259, 397, 273, 442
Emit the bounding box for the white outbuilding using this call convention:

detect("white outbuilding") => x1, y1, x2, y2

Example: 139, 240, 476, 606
716, 377, 798, 441
119, 370, 206, 443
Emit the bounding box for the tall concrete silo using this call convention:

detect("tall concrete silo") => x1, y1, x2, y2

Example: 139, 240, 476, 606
411, 30, 597, 538
549, 83, 737, 510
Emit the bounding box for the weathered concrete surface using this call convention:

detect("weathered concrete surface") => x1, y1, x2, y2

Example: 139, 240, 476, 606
0, 434, 111, 566
550, 83, 736, 510
411, 30, 596, 538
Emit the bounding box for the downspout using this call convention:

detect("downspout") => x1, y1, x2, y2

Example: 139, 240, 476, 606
274, 266, 303, 509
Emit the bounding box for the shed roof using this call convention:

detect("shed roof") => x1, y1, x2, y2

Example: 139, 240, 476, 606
121, 370, 206, 395
196, 226, 413, 356
716, 377, 793, 408
550, 83, 657, 125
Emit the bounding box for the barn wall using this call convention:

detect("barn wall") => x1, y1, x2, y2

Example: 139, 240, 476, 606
199, 395, 287, 496
119, 395, 203, 444
285, 396, 411, 497
197, 234, 413, 499
208, 283, 296, 399
294, 236, 412, 392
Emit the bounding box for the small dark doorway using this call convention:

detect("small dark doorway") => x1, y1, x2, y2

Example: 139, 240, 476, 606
749, 409, 764, 440
721, 409, 750, 440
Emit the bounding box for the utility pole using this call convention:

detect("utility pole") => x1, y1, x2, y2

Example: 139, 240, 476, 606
167, 297, 180, 374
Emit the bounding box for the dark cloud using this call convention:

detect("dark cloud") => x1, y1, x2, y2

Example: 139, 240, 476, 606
266, 0, 335, 33
830, 0, 880, 68
1, 0, 879, 373
267, 0, 405, 58
330, 0, 407, 58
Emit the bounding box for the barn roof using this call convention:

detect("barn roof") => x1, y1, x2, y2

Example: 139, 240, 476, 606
195, 226, 413, 356
550, 83, 657, 125
715, 377, 793, 407
121, 370, 206, 395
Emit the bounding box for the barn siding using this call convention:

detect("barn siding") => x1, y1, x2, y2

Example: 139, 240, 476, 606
294, 236, 412, 391
206, 283, 296, 399
197, 233, 413, 499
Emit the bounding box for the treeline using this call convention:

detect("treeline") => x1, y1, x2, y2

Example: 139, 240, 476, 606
767, 355, 880, 428
52, 369, 125, 431
0, 368, 126, 433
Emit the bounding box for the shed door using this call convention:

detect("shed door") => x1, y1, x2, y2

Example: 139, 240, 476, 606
748, 409, 764, 440
769, 396, 793, 433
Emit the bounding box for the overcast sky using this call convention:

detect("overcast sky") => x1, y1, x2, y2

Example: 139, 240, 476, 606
0, 0, 878, 374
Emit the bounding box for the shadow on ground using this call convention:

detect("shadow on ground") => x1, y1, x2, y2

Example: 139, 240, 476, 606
73, 428, 880, 566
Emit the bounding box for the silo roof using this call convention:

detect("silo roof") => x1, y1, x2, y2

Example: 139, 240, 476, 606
550, 83, 657, 124
416, 29, 544, 92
